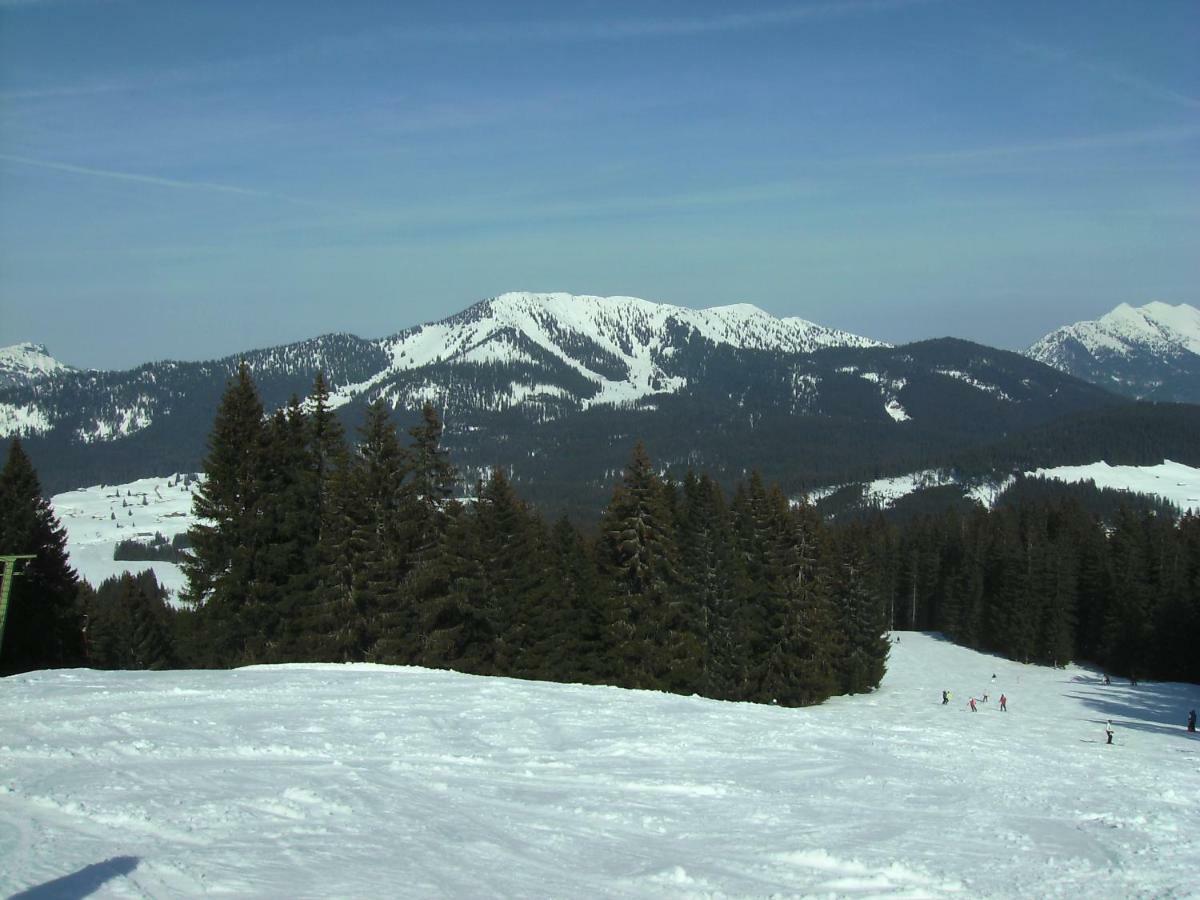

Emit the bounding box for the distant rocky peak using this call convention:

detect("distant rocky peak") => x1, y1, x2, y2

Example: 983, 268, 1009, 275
0, 342, 74, 388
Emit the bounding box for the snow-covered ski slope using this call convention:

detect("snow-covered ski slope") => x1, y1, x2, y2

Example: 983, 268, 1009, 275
3, 634, 1198, 898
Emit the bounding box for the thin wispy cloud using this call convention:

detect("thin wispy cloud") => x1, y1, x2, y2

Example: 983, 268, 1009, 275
877, 125, 1200, 167
2, 0, 939, 104
0, 82, 131, 101
1008, 37, 1200, 112
0, 153, 336, 210
390, 0, 942, 44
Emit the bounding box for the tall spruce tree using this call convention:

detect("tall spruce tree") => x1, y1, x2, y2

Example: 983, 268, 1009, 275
677, 471, 741, 698
473, 467, 552, 677
351, 399, 411, 660
596, 442, 694, 691
181, 361, 267, 666
830, 523, 890, 694
0, 439, 82, 674
288, 372, 352, 661
535, 516, 607, 683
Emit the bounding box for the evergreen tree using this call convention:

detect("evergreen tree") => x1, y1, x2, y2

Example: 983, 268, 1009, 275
534, 516, 608, 683
351, 400, 412, 660
830, 523, 890, 694
596, 442, 694, 691
1101, 506, 1154, 677
730, 474, 838, 705
181, 362, 267, 666
0, 439, 82, 674
474, 467, 552, 677
677, 471, 741, 698
288, 372, 352, 661
384, 402, 461, 663
80, 571, 174, 669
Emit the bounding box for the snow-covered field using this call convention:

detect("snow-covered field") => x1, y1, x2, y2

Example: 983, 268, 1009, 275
51, 475, 200, 598
1027, 460, 1200, 513
810, 459, 1200, 516
2, 633, 1197, 898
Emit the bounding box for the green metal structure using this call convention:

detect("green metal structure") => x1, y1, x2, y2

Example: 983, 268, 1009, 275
0, 554, 36, 660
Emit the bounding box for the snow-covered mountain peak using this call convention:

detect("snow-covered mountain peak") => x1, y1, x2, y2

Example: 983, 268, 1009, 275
1025, 300, 1200, 402
477, 291, 883, 353
0, 341, 74, 387
1085, 301, 1200, 354
340, 291, 886, 412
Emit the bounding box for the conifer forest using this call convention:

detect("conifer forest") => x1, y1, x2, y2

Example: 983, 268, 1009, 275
3, 366, 1198, 696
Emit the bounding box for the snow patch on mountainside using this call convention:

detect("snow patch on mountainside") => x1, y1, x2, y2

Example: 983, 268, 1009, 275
503, 382, 571, 407
884, 399, 910, 422
75, 405, 155, 443
935, 368, 1013, 400
807, 460, 1200, 513
0, 401, 53, 437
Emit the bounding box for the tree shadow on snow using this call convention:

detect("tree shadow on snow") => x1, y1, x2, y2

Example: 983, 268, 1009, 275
1065, 678, 1200, 742
9, 856, 140, 899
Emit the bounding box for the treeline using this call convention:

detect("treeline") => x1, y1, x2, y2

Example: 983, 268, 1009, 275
114, 531, 191, 563
881, 499, 1200, 682
3, 362, 1196, 692
158, 364, 889, 706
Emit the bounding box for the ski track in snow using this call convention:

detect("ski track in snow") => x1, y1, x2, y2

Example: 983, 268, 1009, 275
2, 633, 1198, 898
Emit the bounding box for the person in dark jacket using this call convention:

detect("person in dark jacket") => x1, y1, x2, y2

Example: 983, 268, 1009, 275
1188, 709, 1196, 733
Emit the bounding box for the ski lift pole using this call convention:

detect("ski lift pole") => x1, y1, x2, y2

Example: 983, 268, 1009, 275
0, 554, 36, 660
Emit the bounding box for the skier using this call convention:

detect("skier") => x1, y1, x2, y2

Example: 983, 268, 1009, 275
969, 698, 977, 713
1000, 694, 1007, 712
1103, 674, 1110, 685
1188, 710, 1196, 733
942, 690, 949, 705
1105, 721, 1114, 745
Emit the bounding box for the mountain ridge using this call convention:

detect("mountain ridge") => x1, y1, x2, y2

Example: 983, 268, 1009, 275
5, 291, 1196, 517
1026, 301, 1200, 403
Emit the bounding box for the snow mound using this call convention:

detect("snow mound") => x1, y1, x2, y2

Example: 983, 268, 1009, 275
2, 633, 1197, 897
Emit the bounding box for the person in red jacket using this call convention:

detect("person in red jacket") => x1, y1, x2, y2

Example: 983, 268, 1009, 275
969, 697, 977, 712
1000, 694, 1007, 712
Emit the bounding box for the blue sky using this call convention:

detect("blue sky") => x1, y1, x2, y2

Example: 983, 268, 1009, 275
1, 0, 1197, 370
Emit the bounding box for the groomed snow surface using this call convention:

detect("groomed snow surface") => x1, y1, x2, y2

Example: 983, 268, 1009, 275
3, 633, 1198, 898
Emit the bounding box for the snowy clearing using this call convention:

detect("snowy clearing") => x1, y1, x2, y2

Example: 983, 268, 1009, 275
51, 475, 200, 599
805, 459, 1200, 515
1028, 459, 1200, 514
2, 633, 1198, 898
